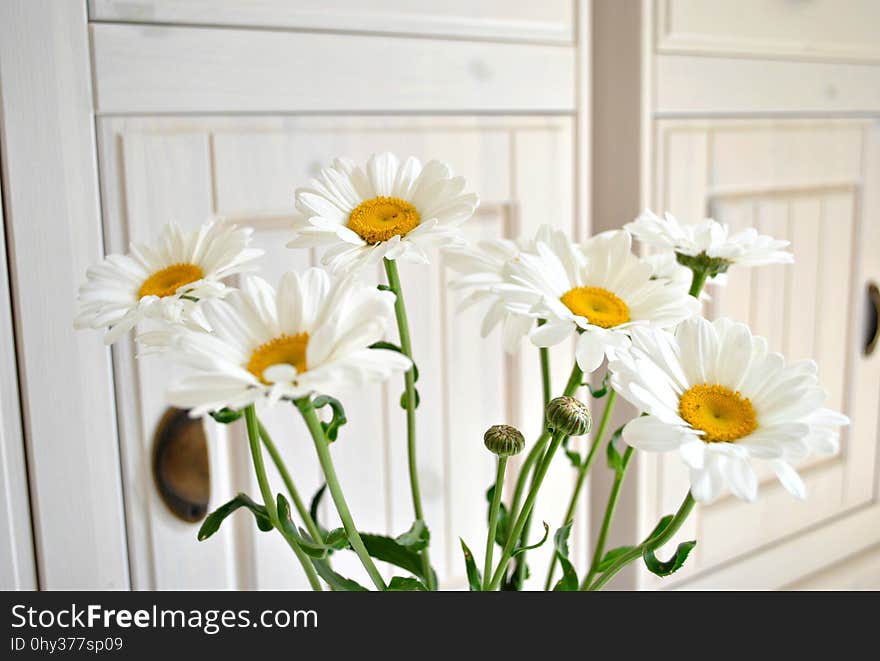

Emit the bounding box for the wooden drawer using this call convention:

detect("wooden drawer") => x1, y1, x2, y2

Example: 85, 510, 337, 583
656, 0, 880, 62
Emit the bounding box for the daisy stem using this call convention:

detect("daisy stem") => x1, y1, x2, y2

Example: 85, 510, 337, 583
488, 431, 568, 591
543, 389, 618, 590
383, 257, 434, 590
579, 445, 634, 590
688, 267, 709, 298
586, 490, 696, 591
258, 419, 323, 543
243, 406, 322, 592
482, 456, 508, 590
507, 362, 583, 589
537, 320, 552, 405
296, 398, 387, 591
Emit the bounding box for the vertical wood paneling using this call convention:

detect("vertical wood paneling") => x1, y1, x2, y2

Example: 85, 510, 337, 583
751, 199, 789, 352
0, 0, 129, 589
786, 198, 822, 362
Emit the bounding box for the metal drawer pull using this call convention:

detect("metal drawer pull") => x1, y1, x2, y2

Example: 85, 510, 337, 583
866, 282, 880, 357
152, 407, 210, 522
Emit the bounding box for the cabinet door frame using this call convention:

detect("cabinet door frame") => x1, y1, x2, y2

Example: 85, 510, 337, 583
0, 0, 130, 589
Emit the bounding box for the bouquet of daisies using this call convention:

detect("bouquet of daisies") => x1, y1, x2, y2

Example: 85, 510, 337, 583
75, 153, 847, 591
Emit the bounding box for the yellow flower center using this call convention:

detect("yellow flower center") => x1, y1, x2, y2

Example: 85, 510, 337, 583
560, 286, 630, 328
679, 384, 757, 443
138, 263, 204, 299
348, 196, 420, 243
246, 333, 309, 384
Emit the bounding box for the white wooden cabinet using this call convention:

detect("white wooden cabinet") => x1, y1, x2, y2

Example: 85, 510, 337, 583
592, 0, 880, 589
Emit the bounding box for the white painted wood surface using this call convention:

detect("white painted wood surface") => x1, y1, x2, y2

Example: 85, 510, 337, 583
0, 0, 130, 589
90, 23, 575, 114
96, 116, 586, 589
0, 161, 36, 591
89, 0, 575, 44
657, 0, 880, 62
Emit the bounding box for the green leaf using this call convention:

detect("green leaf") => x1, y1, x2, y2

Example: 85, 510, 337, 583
324, 527, 349, 550
585, 372, 611, 398
563, 436, 582, 468
459, 538, 482, 591
643, 540, 697, 577
360, 534, 426, 581
485, 484, 511, 547
311, 558, 368, 591
387, 576, 428, 591
395, 520, 430, 551
605, 425, 626, 474
309, 484, 327, 530
312, 395, 347, 442
198, 493, 272, 541
370, 341, 419, 383
276, 495, 331, 558
552, 522, 579, 591
377, 284, 393, 292
209, 407, 243, 424
399, 388, 421, 410
512, 522, 550, 558
596, 545, 636, 572
648, 514, 674, 540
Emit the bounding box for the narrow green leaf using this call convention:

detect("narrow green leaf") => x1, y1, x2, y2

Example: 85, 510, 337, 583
395, 520, 430, 551
376, 284, 392, 292
387, 576, 428, 591
399, 388, 421, 410
324, 527, 349, 550
209, 407, 243, 424
596, 545, 636, 572
585, 372, 610, 398
276, 494, 330, 558
198, 493, 272, 541
485, 484, 510, 547
360, 534, 426, 581
459, 538, 482, 591
312, 395, 347, 442
512, 522, 550, 558
606, 425, 626, 474
648, 514, 674, 540
311, 558, 368, 591
552, 522, 579, 591
309, 483, 327, 531
563, 436, 582, 468
643, 540, 696, 577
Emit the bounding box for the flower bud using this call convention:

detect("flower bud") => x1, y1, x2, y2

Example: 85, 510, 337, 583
545, 396, 592, 436
484, 424, 526, 457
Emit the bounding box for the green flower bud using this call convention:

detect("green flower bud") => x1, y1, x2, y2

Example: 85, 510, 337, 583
545, 396, 592, 436
675, 251, 731, 278
484, 424, 526, 457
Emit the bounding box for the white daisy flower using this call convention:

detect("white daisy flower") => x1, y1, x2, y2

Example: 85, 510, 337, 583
609, 316, 848, 503
626, 210, 793, 271
165, 269, 411, 416
288, 152, 479, 273
74, 221, 263, 345
445, 225, 578, 352
497, 229, 700, 373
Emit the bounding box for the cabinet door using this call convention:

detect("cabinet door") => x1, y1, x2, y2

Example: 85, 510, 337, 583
97, 115, 580, 589
645, 119, 880, 588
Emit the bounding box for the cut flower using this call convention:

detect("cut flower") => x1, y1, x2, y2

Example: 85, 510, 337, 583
288, 152, 479, 273
165, 269, 411, 416
74, 221, 263, 344
609, 316, 848, 503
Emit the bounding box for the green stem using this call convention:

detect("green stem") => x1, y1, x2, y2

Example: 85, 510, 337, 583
244, 406, 322, 591
587, 491, 696, 591
580, 445, 633, 590
537, 320, 552, 406
483, 456, 508, 590
297, 399, 387, 591
488, 431, 567, 591
543, 389, 618, 590
383, 257, 434, 589
508, 361, 583, 589
688, 268, 709, 298
258, 420, 323, 543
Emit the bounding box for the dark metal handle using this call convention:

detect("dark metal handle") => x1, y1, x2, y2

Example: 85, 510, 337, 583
866, 282, 880, 357
153, 407, 210, 522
